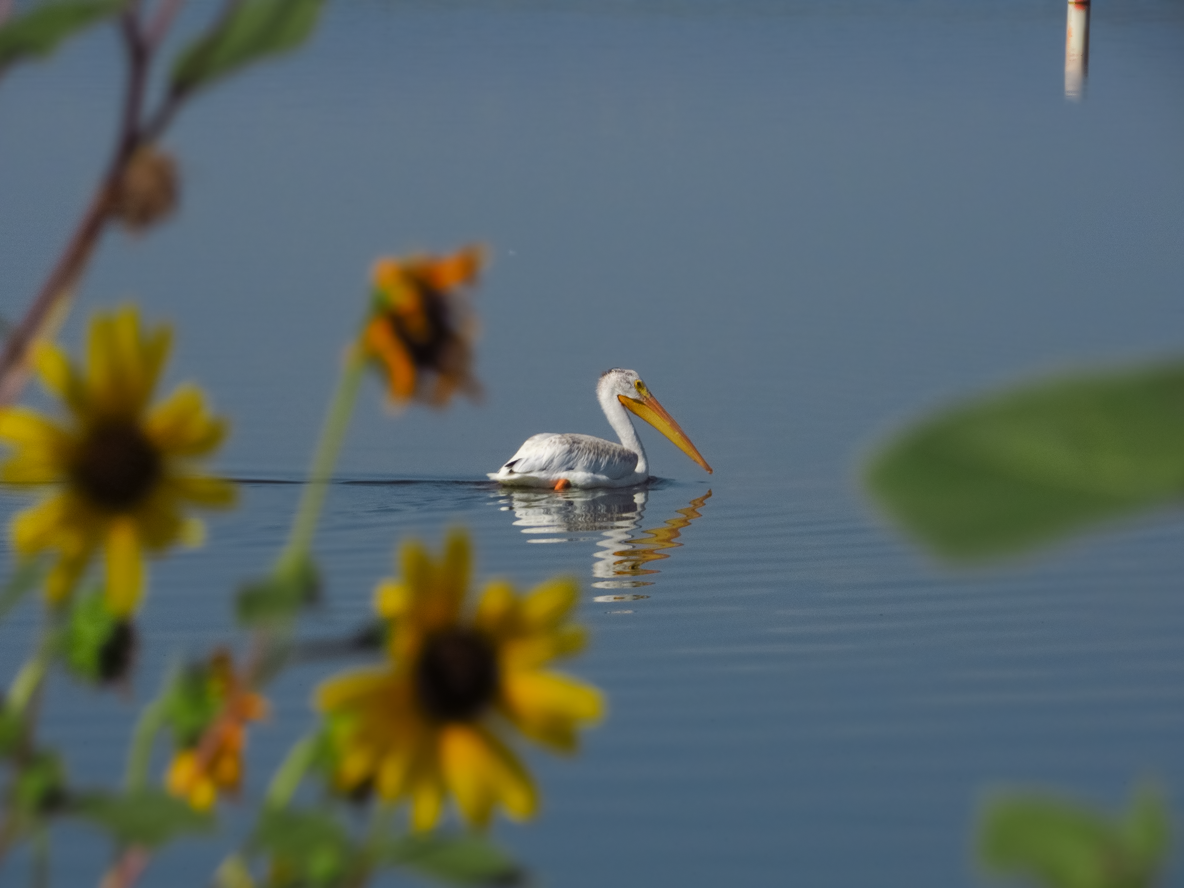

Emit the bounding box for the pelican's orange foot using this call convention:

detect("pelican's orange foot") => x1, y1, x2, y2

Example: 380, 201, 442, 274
553, 479, 571, 491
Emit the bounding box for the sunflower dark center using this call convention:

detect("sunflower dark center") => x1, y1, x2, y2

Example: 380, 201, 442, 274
414, 628, 498, 722
72, 421, 162, 510
388, 283, 451, 368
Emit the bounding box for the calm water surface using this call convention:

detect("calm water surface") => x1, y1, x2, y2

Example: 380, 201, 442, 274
2, 1, 1184, 885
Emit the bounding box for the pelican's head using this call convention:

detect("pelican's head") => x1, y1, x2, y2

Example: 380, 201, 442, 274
598, 369, 713, 474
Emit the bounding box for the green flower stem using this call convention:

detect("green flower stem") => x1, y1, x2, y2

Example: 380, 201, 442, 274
263, 733, 318, 809
32, 825, 49, 888
276, 345, 368, 572
7, 629, 57, 716
124, 664, 177, 791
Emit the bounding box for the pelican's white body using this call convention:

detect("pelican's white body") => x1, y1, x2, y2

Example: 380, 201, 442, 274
489, 370, 654, 489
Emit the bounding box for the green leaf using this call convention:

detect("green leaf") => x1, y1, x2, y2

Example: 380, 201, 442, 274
170, 0, 323, 95
162, 660, 220, 748
0, 0, 123, 71
250, 808, 353, 887
1117, 785, 1171, 879
63, 590, 135, 684
0, 703, 24, 757
74, 789, 215, 847
15, 750, 66, 817
236, 555, 319, 628
0, 557, 45, 623
381, 833, 524, 886
864, 361, 1184, 560
978, 788, 1171, 888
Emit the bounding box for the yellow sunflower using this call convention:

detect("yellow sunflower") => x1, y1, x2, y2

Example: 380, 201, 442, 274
315, 531, 603, 831
0, 305, 235, 614
360, 246, 484, 407
166, 649, 269, 811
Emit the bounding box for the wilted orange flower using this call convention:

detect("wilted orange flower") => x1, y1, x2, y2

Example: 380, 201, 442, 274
166, 650, 268, 811
360, 246, 484, 407
315, 531, 603, 831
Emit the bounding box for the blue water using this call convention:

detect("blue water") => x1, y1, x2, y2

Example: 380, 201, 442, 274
1, 1, 1183, 885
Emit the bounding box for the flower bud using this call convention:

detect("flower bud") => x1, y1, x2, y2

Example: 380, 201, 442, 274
110, 146, 179, 232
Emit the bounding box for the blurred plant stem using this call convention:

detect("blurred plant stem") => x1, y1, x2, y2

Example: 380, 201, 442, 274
276, 345, 367, 571
263, 734, 318, 809
31, 825, 49, 888
0, 1, 188, 406
124, 665, 178, 792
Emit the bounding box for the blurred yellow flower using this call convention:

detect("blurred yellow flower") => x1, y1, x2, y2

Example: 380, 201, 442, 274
315, 531, 603, 831
166, 650, 268, 811
360, 246, 484, 407
0, 306, 235, 614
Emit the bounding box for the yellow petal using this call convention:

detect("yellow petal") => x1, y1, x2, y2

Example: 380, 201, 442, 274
314, 668, 398, 712
145, 384, 227, 457
339, 743, 378, 789
374, 580, 411, 619
521, 577, 580, 630
400, 540, 432, 601
104, 518, 145, 616
503, 626, 588, 670
0, 408, 70, 452
474, 581, 516, 637
189, 777, 217, 812
437, 530, 471, 614
166, 750, 199, 795
179, 518, 206, 548
502, 670, 605, 729
0, 453, 66, 485
440, 724, 496, 828
12, 495, 76, 553
136, 324, 173, 410
409, 767, 445, 832
375, 741, 417, 801
32, 342, 85, 413
44, 547, 93, 606
169, 475, 237, 508
85, 313, 119, 413
445, 725, 538, 827
440, 724, 537, 826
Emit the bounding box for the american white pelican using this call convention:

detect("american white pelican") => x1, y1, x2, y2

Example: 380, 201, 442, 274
488, 368, 713, 489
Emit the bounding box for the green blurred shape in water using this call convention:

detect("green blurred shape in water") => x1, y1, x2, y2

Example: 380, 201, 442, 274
865, 361, 1184, 560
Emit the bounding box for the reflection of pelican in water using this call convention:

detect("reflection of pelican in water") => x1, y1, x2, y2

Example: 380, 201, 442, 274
495, 487, 712, 596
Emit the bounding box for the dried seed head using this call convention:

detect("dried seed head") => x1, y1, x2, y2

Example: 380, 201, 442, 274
111, 146, 179, 232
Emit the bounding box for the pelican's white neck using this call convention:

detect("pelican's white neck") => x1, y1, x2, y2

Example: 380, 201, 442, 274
598, 381, 648, 475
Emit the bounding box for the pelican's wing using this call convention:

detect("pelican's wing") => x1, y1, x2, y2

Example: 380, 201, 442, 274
500, 433, 639, 480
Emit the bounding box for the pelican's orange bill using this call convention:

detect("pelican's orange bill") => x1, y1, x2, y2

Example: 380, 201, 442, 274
619, 393, 713, 474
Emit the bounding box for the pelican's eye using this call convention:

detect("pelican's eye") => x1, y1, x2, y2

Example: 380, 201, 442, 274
634, 380, 648, 397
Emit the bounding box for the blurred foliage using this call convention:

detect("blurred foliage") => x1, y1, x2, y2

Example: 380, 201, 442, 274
172, 0, 324, 95
63, 590, 135, 684
0, 0, 122, 72
380, 833, 524, 886
865, 361, 1184, 560
75, 788, 216, 847
979, 784, 1171, 888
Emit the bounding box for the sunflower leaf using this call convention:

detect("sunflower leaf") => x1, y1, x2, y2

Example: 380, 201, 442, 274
73, 789, 215, 847
864, 361, 1184, 560
380, 833, 525, 886
1117, 785, 1171, 881
250, 808, 353, 887
169, 0, 323, 95
978, 787, 1171, 888
236, 555, 319, 627
0, 0, 123, 72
